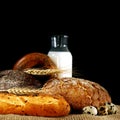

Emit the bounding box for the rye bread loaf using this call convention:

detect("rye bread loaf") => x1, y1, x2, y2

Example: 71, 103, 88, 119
0, 69, 41, 90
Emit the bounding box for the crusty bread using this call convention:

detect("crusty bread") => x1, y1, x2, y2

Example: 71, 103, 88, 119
0, 93, 70, 117
41, 77, 112, 111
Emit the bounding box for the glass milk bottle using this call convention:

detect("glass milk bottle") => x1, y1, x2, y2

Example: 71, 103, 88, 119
48, 35, 72, 78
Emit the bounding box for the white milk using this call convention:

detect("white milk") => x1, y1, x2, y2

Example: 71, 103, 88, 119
48, 51, 72, 78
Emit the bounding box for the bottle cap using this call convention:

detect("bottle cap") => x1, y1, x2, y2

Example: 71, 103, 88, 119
51, 35, 68, 47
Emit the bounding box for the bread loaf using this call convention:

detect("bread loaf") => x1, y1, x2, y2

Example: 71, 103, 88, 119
0, 70, 42, 90
41, 77, 112, 111
0, 93, 70, 117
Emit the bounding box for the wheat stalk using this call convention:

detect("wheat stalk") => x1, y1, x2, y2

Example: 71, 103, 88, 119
24, 68, 63, 75
0, 87, 42, 95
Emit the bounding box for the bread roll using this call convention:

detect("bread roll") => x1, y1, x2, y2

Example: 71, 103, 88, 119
41, 77, 112, 111
0, 93, 70, 117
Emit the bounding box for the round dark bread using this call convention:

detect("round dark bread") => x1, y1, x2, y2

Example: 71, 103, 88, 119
41, 77, 112, 111
0, 70, 41, 90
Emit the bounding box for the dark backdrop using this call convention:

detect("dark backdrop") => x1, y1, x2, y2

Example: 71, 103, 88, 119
0, 3, 119, 104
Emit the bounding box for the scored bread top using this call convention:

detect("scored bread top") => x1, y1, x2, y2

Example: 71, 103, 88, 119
41, 77, 112, 110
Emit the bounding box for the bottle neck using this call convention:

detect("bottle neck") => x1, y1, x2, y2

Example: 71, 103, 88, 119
50, 35, 69, 51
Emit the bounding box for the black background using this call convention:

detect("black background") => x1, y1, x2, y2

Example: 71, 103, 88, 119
0, 2, 119, 104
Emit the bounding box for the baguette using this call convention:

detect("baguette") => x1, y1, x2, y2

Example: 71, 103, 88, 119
0, 93, 70, 117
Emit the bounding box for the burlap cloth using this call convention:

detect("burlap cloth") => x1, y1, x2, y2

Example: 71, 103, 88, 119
0, 105, 120, 120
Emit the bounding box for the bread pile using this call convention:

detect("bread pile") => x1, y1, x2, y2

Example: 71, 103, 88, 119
0, 52, 113, 117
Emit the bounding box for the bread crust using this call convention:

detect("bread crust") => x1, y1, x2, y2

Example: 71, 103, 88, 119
0, 93, 70, 116
13, 52, 57, 70
0, 70, 41, 90
41, 77, 112, 111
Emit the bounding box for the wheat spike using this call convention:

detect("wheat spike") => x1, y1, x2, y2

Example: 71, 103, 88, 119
24, 68, 63, 75
0, 87, 42, 95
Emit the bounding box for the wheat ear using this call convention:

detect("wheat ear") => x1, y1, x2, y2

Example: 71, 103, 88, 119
0, 87, 42, 95
24, 68, 63, 75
